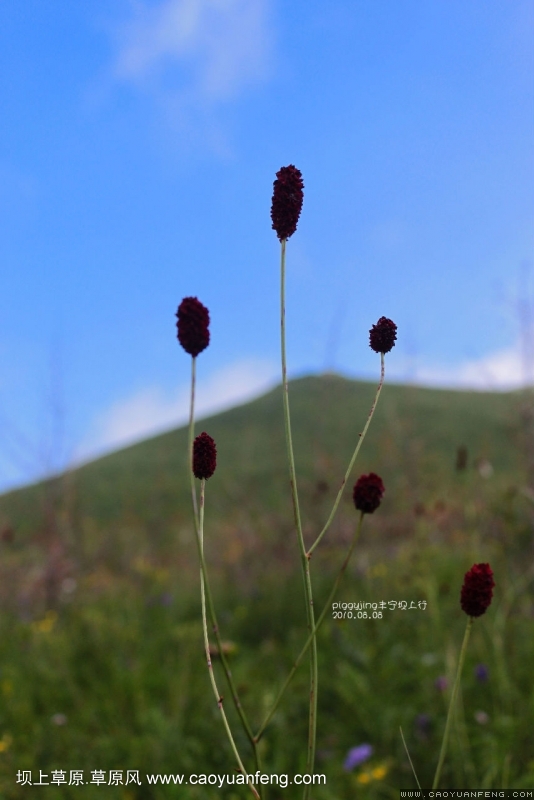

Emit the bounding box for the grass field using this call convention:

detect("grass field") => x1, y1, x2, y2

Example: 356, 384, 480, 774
0, 374, 533, 798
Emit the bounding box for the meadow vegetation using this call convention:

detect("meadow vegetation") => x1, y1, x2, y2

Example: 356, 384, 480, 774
0, 375, 533, 798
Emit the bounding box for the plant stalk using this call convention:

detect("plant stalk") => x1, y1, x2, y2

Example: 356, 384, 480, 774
399, 726, 424, 796
188, 357, 199, 532
196, 480, 260, 800
280, 237, 318, 797
432, 616, 474, 790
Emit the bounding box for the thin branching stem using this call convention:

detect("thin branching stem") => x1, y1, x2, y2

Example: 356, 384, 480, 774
196, 480, 260, 800
308, 352, 385, 557
432, 616, 474, 790
280, 237, 318, 797
196, 504, 264, 786
255, 513, 364, 741
187, 359, 264, 792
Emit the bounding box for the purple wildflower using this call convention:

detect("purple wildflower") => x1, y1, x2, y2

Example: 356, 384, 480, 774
474, 663, 489, 682
343, 744, 373, 771
415, 713, 432, 739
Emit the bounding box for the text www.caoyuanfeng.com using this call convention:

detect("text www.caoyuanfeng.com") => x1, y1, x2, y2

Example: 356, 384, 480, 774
17, 769, 326, 790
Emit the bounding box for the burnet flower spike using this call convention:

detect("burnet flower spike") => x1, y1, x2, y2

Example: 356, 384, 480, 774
192, 432, 217, 481
353, 473, 385, 514
271, 164, 304, 241
176, 296, 210, 357
369, 316, 397, 354
432, 563, 495, 790
460, 563, 495, 618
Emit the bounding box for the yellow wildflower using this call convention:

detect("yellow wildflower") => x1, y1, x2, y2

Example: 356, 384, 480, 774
32, 610, 57, 633
371, 765, 388, 780
356, 763, 389, 784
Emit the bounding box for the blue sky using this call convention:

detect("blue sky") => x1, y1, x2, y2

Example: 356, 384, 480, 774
1, 0, 533, 493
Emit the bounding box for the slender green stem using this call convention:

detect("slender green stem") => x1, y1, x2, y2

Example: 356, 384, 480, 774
280, 237, 318, 797
432, 616, 474, 791
255, 513, 364, 741
197, 503, 264, 788
399, 726, 424, 796
279, 239, 306, 582
308, 352, 385, 557
188, 357, 199, 533
197, 480, 260, 800
197, 519, 264, 789
187, 360, 263, 791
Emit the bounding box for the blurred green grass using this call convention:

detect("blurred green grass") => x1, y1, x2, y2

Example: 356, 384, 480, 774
0, 374, 533, 798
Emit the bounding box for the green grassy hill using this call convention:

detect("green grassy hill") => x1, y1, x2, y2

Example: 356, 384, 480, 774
0, 371, 530, 616
0, 372, 527, 542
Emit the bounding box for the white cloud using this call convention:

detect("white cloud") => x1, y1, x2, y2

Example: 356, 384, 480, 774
76, 342, 533, 468
113, 0, 273, 101
72, 356, 278, 465
400, 341, 534, 391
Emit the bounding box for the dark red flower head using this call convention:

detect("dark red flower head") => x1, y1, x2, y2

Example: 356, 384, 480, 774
271, 165, 304, 241
176, 297, 210, 357
193, 432, 217, 480
353, 473, 385, 514
460, 563, 495, 618
369, 317, 397, 354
